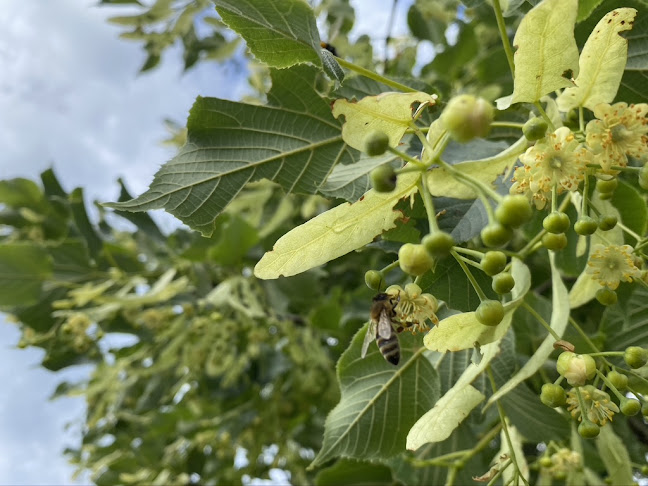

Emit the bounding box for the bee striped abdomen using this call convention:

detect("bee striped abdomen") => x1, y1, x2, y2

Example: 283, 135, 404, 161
377, 332, 400, 365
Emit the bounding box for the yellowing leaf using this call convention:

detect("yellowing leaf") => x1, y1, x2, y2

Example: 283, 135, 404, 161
556, 8, 637, 112
511, 0, 579, 104
424, 258, 530, 351
254, 169, 421, 279
426, 137, 527, 199
332, 92, 437, 151
406, 385, 484, 450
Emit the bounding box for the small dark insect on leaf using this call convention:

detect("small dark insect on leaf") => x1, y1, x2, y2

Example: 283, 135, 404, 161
320, 41, 337, 56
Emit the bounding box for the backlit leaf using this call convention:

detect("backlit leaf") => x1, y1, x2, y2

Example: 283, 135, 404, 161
557, 8, 637, 111
106, 66, 355, 236
511, 0, 579, 104
254, 169, 420, 279
0, 244, 52, 307
214, 0, 321, 68
596, 425, 634, 485
332, 92, 438, 151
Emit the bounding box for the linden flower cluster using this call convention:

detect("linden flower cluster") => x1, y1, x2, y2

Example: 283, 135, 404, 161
386, 283, 439, 333
548, 448, 582, 478
585, 244, 642, 290
510, 127, 591, 209
566, 385, 619, 426
586, 102, 648, 173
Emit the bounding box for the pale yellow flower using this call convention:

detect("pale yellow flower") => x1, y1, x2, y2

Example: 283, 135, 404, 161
511, 127, 591, 209
566, 385, 619, 426
586, 244, 642, 290
386, 283, 439, 333
586, 102, 648, 173
549, 448, 582, 477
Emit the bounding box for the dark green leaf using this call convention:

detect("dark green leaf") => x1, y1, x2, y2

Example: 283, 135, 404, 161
0, 244, 52, 307
114, 178, 165, 242
40, 168, 67, 198
315, 459, 393, 486
107, 66, 355, 236
310, 328, 440, 468
0, 178, 44, 209
69, 188, 103, 259
601, 286, 648, 350
214, 0, 321, 68
612, 180, 647, 239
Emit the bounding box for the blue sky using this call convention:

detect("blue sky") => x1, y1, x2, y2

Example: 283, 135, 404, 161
0, 0, 413, 483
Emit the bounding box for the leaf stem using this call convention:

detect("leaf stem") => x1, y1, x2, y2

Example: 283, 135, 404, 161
492, 0, 515, 80
534, 101, 555, 132
487, 366, 530, 486
491, 121, 525, 129
334, 56, 418, 93
521, 301, 561, 341
568, 317, 601, 354
451, 249, 487, 301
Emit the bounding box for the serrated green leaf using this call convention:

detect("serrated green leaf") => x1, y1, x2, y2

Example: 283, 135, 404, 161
577, 0, 606, 22
596, 425, 634, 485
601, 286, 648, 349
106, 66, 354, 236
309, 327, 440, 468
511, 0, 580, 104
0, 244, 53, 307
487, 252, 568, 406
254, 169, 420, 279
557, 8, 637, 111
406, 385, 484, 450
626, 8, 648, 70
423, 258, 531, 352
332, 92, 437, 152
70, 188, 103, 259
612, 180, 647, 238
214, 0, 321, 68
0, 178, 44, 209
426, 136, 527, 199
320, 48, 345, 83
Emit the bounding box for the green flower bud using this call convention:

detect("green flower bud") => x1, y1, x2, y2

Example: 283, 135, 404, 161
606, 370, 628, 391
481, 251, 507, 276
370, 165, 397, 192
399, 243, 434, 276
540, 383, 566, 408
596, 287, 617, 306
495, 195, 533, 228
365, 131, 390, 156
620, 397, 641, 416
578, 420, 600, 439
440, 94, 494, 142
475, 300, 504, 327
364, 270, 384, 291
624, 346, 648, 369
422, 231, 455, 258
492, 272, 515, 294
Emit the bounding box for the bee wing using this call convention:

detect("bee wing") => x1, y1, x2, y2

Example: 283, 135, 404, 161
377, 310, 393, 339
361, 321, 377, 359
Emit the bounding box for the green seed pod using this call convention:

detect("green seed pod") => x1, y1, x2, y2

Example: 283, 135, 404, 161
440, 94, 494, 142
522, 117, 548, 141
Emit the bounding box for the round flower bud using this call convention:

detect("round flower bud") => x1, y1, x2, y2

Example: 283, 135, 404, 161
598, 216, 617, 232
440, 94, 494, 142
481, 251, 507, 276
540, 383, 566, 408
370, 165, 397, 193
492, 272, 515, 294
624, 346, 648, 369
574, 216, 598, 236
620, 397, 641, 416
641, 402, 648, 417
475, 300, 505, 326
542, 232, 568, 251
595, 287, 617, 306
543, 211, 570, 234
596, 177, 618, 195
607, 370, 628, 391
481, 223, 513, 248
365, 131, 390, 156
398, 243, 434, 276
423, 231, 455, 258
522, 117, 548, 141
556, 351, 597, 387
495, 195, 533, 228
364, 270, 384, 291
578, 420, 600, 439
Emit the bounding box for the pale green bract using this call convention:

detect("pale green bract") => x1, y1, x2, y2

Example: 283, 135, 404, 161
423, 258, 530, 352
596, 426, 634, 485
487, 252, 569, 406
405, 385, 484, 450
426, 136, 527, 199
332, 92, 437, 152
254, 169, 420, 279
511, 0, 579, 104
556, 8, 637, 112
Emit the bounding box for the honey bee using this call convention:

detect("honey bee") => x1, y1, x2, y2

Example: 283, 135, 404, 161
361, 293, 400, 365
